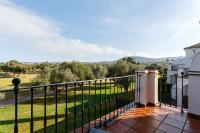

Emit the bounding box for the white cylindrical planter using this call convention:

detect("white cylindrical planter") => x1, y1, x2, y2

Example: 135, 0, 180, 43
136, 70, 159, 106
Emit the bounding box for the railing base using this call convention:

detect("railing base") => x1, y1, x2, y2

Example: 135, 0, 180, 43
188, 112, 200, 119
135, 103, 145, 108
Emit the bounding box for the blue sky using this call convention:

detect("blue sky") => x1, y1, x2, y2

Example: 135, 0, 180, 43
1, 0, 200, 62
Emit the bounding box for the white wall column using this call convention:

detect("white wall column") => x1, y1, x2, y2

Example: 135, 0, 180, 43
136, 70, 159, 106
136, 70, 148, 105
147, 70, 159, 105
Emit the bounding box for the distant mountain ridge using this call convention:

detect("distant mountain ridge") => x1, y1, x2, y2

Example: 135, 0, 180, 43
95, 56, 183, 64
133, 56, 182, 63
20, 56, 182, 64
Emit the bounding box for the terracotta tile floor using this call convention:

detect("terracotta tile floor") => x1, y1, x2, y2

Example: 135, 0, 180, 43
103, 106, 200, 133
73, 106, 200, 133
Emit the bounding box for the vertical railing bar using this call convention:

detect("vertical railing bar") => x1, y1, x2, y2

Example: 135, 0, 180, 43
74, 83, 77, 133
135, 72, 138, 106
13, 78, 20, 133
120, 83, 123, 114
55, 86, 58, 133
88, 81, 91, 130
30, 87, 34, 133
81, 82, 84, 133
123, 79, 125, 113
170, 82, 172, 107
113, 79, 116, 118
104, 79, 107, 127
175, 74, 178, 108
165, 81, 167, 105
14, 89, 18, 133
130, 76, 133, 108
44, 86, 47, 133
122, 79, 124, 112
126, 78, 128, 111
132, 76, 134, 108
109, 79, 111, 120
181, 72, 184, 113
65, 84, 68, 133
124, 77, 126, 111
100, 80, 102, 127
116, 79, 119, 117
127, 77, 130, 110
138, 75, 141, 105
94, 81, 97, 128
135, 72, 139, 106
159, 79, 162, 107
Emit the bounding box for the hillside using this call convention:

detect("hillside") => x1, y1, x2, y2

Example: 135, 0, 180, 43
95, 56, 182, 64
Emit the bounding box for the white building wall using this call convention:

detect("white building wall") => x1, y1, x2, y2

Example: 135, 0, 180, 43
188, 52, 200, 116
188, 75, 200, 115
167, 47, 200, 107
185, 48, 200, 58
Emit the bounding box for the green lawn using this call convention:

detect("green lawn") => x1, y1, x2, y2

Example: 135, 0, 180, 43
0, 82, 135, 133
0, 74, 37, 90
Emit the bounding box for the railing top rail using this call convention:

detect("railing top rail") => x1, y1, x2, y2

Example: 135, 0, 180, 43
0, 75, 136, 92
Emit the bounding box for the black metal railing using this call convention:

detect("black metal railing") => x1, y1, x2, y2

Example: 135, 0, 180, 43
159, 72, 188, 112
0, 75, 136, 133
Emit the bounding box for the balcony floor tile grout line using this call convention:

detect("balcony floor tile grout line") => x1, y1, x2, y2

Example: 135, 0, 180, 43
152, 112, 169, 133
165, 115, 187, 124
118, 115, 141, 128
118, 107, 178, 133
154, 111, 187, 132
125, 128, 138, 133
160, 119, 186, 131
119, 120, 138, 129
181, 117, 188, 133
87, 105, 136, 131
106, 107, 169, 132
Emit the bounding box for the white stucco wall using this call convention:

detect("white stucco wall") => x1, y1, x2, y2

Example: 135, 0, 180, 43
147, 71, 159, 104
135, 70, 148, 104
188, 76, 200, 115
188, 52, 200, 116
189, 52, 200, 71
185, 48, 200, 58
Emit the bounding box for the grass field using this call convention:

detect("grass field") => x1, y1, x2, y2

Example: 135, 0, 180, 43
0, 82, 135, 133
0, 74, 37, 90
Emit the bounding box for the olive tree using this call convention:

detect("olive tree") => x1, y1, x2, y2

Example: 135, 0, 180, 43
35, 63, 51, 84
90, 64, 108, 79
50, 66, 77, 83
62, 61, 94, 80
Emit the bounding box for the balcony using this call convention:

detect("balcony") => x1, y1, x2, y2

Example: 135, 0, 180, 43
0, 70, 200, 133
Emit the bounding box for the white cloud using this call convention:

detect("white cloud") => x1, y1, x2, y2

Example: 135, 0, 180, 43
100, 17, 119, 25
0, 0, 133, 61
36, 38, 133, 57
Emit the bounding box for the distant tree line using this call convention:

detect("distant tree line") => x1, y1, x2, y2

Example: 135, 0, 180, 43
0, 60, 39, 76
0, 57, 168, 85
